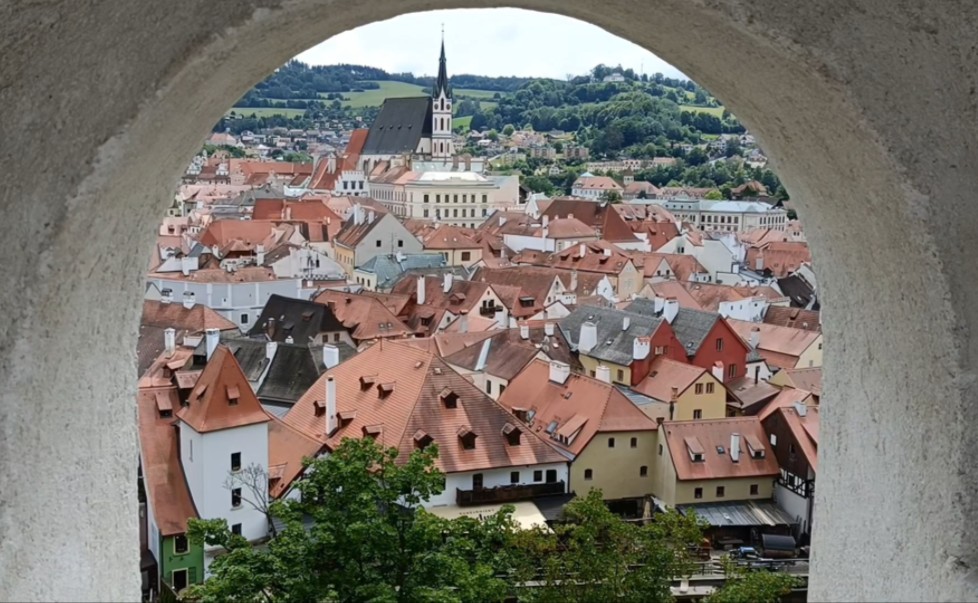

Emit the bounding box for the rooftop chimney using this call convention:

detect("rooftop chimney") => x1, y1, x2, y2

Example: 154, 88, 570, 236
663, 298, 679, 324
265, 340, 278, 362
164, 328, 176, 358
285, 335, 294, 344
256, 244, 266, 266
323, 344, 340, 369
416, 276, 426, 305
579, 243, 586, 258
749, 327, 760, 350
633, 336, 651, 360
542, 215, 550, 228
730, 433, 741, 462
795, 401, 808, 417
499, 215, 507, 227
326, 376, 338, 436
578, 320, 598, 354
205, 328, 219, 361
442, 272, 453, 293
622, 316, 631, 331
520, 322, 530, 340
549, 360, 570, 384
182, 291, 196, 310
459, 310, 469, 333
596, 364, 612, 383
712, 361, 725, 383
367, 209, 376, 223
544, 322, 555, 336
570, 270, 579, 292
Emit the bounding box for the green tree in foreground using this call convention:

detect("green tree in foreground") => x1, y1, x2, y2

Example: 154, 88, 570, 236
706, 559, 801, 603
185, 439, 797, 603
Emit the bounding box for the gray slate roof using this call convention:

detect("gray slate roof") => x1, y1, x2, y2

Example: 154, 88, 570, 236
361, 97, 433, 155
257, 341, 356, 404
358, 253, 447, 290
247, 295, 345, 343
558, 304, 665, 366
625, 299, 719, 357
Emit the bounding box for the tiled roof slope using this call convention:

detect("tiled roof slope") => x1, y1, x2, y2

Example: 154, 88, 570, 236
498, 359, 658, 456
177, 345, 271, 433
662, 417, 780, 481
285, 341, 566, 473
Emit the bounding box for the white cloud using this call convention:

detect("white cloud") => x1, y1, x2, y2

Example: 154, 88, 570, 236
295, 8, 686, 80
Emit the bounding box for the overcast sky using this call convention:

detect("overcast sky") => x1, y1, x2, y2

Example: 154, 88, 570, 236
296, 9, 686, 80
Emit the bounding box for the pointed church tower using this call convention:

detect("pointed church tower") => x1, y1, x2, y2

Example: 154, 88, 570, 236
431, 35, 453, 161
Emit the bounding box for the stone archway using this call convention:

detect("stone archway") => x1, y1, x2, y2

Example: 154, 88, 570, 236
3, 1, 977, 600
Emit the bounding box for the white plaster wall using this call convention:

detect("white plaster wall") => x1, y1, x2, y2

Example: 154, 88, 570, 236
426, 463, 570, 508
5, 1, 978, 601
147, 278, 305, 329
774, 482, 811, 535
198, 423, 269, 543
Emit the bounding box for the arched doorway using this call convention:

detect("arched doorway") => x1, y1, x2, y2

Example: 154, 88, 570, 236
2, 1, 976, 600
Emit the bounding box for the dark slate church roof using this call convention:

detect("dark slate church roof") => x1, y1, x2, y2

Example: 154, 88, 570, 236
248, 294, 345, 343
361, 97, 433, 155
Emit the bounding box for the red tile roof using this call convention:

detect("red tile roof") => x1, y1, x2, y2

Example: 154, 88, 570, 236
776, 367, 822, 397
776, 406, 819, 471
745, 241, 812, 277
137, 386, 198, 536
756, 387, 815, 421
498, 359, 658, 456
633, 357, 710, 401
141, 300, 238, 333
763, 307, 821, 332
421, 224, 481, 250
728, 319, 820, 367
176, 345, 271, 433
267, 415, 324, 498
313, 290, 413, 341
285, 341, 566, 473
541, 199, 639, 243
661, 417, 780, 481
513, 241, 637, 276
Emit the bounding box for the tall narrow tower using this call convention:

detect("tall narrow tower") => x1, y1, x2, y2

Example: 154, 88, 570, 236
431, 33, 453, 161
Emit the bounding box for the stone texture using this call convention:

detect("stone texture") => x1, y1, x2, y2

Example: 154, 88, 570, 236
2, 0, 977, 600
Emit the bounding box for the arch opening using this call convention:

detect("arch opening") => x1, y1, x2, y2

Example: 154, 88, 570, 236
2, 2, 977, 602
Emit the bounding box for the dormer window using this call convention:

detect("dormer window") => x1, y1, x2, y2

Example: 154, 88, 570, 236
338, 410, 356, 427
458, 426, 477, 450
359, 374, 377, 391
313, 400, 326, 417
377, 382, 395, 399
439, 387, 458, 409
413, 429, 433, 450
226, 385, 240, 406
502, 422, 522, 446
746, 434, 766, 459
362, 424, 383, 439
512, 407, 529, 423
685, 436, 706, 462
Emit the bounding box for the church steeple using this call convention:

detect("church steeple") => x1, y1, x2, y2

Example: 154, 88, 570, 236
435, 33, 451, 99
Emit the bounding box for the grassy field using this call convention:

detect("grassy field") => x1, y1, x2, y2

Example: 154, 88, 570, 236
454, 116, 473, 130
228, 107, 306, 118
679, 104, 725, 117
335, 81, 500, 108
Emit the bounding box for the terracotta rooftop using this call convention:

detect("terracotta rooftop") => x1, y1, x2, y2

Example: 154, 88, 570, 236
662, 417, 781, 481
176, 345, 271, 433
498, 359, 658, 456
285, 341, 566, 473
763, 306, 821, 332
536, 217, 596, 239
314, 290, 413, 341
267, 415, 324, 498
726, 378, 782, 413
137, 386, 198, 536
642, 253, 709, 281
776, 405, 819, 472
421, 224, 481, 250
633, 357, 711, 402
573, 176, 623, 191
776, 367, 823, 397
728, 319, 820, 365
756, 387, 815, 421
745, 241, 812, 278
541, 198, 639, 243
514, 241, 637, 276
443, 329, 543, 381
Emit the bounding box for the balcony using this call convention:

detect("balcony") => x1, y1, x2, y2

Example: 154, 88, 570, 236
478, 304, 501, 318
456, 481, 565, 506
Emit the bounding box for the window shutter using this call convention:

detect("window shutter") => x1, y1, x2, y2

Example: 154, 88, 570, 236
188, 566, 198, 584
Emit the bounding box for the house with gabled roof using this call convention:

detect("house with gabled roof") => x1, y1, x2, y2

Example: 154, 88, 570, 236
285, 341, 569, 509
728, 319, 823, 370
626, 299, 750, 383
498, 359, 660, 509
653, 417, 781, 508
762, 404, 819, 538
138, 337, 322, 591
332, 205, 421, 275
559, 304, 685, 387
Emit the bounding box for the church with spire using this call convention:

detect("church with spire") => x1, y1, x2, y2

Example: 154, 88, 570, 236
296, 36, 518, 227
